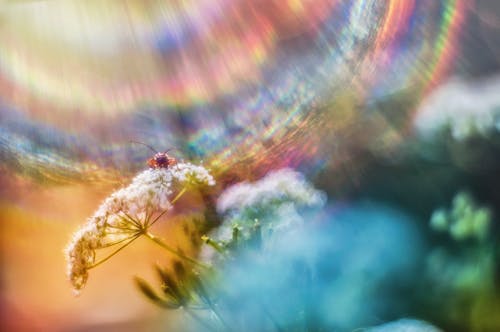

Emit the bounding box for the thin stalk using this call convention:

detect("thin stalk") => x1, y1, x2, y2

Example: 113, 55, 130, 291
99, 235, 140, 249
88, 234, 141, 269
206, 302, 230, 332
185, 309, 218, 332
122, 212, 143, 229
260, 300, 285, 332
171, 187, 187, 204
106, 224, 138, 232
144, 209, 153, 227
147, 187, 187, 228
144, 231, 209, 269
148, 208, 170, 228
193, 283, 230, 332
202, 235, 227, 256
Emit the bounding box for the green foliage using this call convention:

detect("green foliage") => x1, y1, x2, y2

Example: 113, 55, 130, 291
430, 191, 492, 241
134, 277, 181, 309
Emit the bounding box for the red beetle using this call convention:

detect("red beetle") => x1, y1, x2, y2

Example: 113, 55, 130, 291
133, 141, 177, 169
147, 151, 177, 169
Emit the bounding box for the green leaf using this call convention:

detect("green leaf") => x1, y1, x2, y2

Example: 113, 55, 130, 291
172, 260, 186, 280
134, 277, 180, 309
155, 265, 186, 303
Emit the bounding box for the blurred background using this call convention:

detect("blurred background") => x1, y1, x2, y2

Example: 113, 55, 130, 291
1, 0, 499, 331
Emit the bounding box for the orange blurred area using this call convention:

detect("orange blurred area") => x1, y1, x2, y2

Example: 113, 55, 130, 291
0, 174, 191, 331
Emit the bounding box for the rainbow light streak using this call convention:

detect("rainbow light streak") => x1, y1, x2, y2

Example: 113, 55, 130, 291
193, 1, 465, 174
0, 0, 337, 116
408, 0, 468, 128
0, 4, 480, 330
424, 0, 467, 92
0, 0, 468, 182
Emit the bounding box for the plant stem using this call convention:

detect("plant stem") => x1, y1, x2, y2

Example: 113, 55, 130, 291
144, 231, 209, 269
147, 208, 170, 228
207, 303, 230, 332
201, 235, 225, 254
257, 299, 284, 332
148, 187, 187, 228
99, 235, 140, 249
88, 234, 141, 269
172, 187, 187, 204
185, 309, 218, 332
122, 212, 143, 229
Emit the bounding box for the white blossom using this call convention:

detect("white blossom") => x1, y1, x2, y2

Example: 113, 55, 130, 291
65, 223, 103, 292
171, 162, 216, 187
209, 169, 325, 250
415, 76, 500, 140
65, 163, 215, 293
217, 168, 325, 214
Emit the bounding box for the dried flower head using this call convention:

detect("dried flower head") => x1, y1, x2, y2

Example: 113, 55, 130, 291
65, 162, 215, 293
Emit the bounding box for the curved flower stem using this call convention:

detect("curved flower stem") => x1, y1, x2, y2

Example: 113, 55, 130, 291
144, 231, 209, 269
88, 234, 141, 269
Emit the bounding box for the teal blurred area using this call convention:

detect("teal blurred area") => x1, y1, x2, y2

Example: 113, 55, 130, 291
206, 203, 425, 331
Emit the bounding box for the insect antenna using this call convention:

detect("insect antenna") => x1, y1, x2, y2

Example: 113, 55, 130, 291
130, 141, 158, 153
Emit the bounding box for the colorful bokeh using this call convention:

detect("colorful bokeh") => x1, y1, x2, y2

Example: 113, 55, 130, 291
0, 0, 468, 181
3, 0, 500, 331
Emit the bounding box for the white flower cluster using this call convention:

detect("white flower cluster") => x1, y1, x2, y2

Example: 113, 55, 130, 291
170, 162, 216, 187
212, 168, 326, 243
217, 168, 325, 214
120, 168, 174, 214
415, 76, 500, 140
65, 162, 215, 293
65, 223, 102, 293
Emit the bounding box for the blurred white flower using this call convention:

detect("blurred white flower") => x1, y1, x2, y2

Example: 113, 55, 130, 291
171, 162, 216, 187
217, 168, 325, 214
65, 162, 215, 293
210, 168, 325, 247
415, 76, 500, 140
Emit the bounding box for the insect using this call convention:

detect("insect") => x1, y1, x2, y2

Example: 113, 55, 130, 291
132, 141, 177, 169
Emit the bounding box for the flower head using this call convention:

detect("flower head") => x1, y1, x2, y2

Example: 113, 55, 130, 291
217, 168, 325, 214
65, 162, 215, 293
415, 76, 500, 140
206, 168, 325, 256
171, 162, 216, 187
